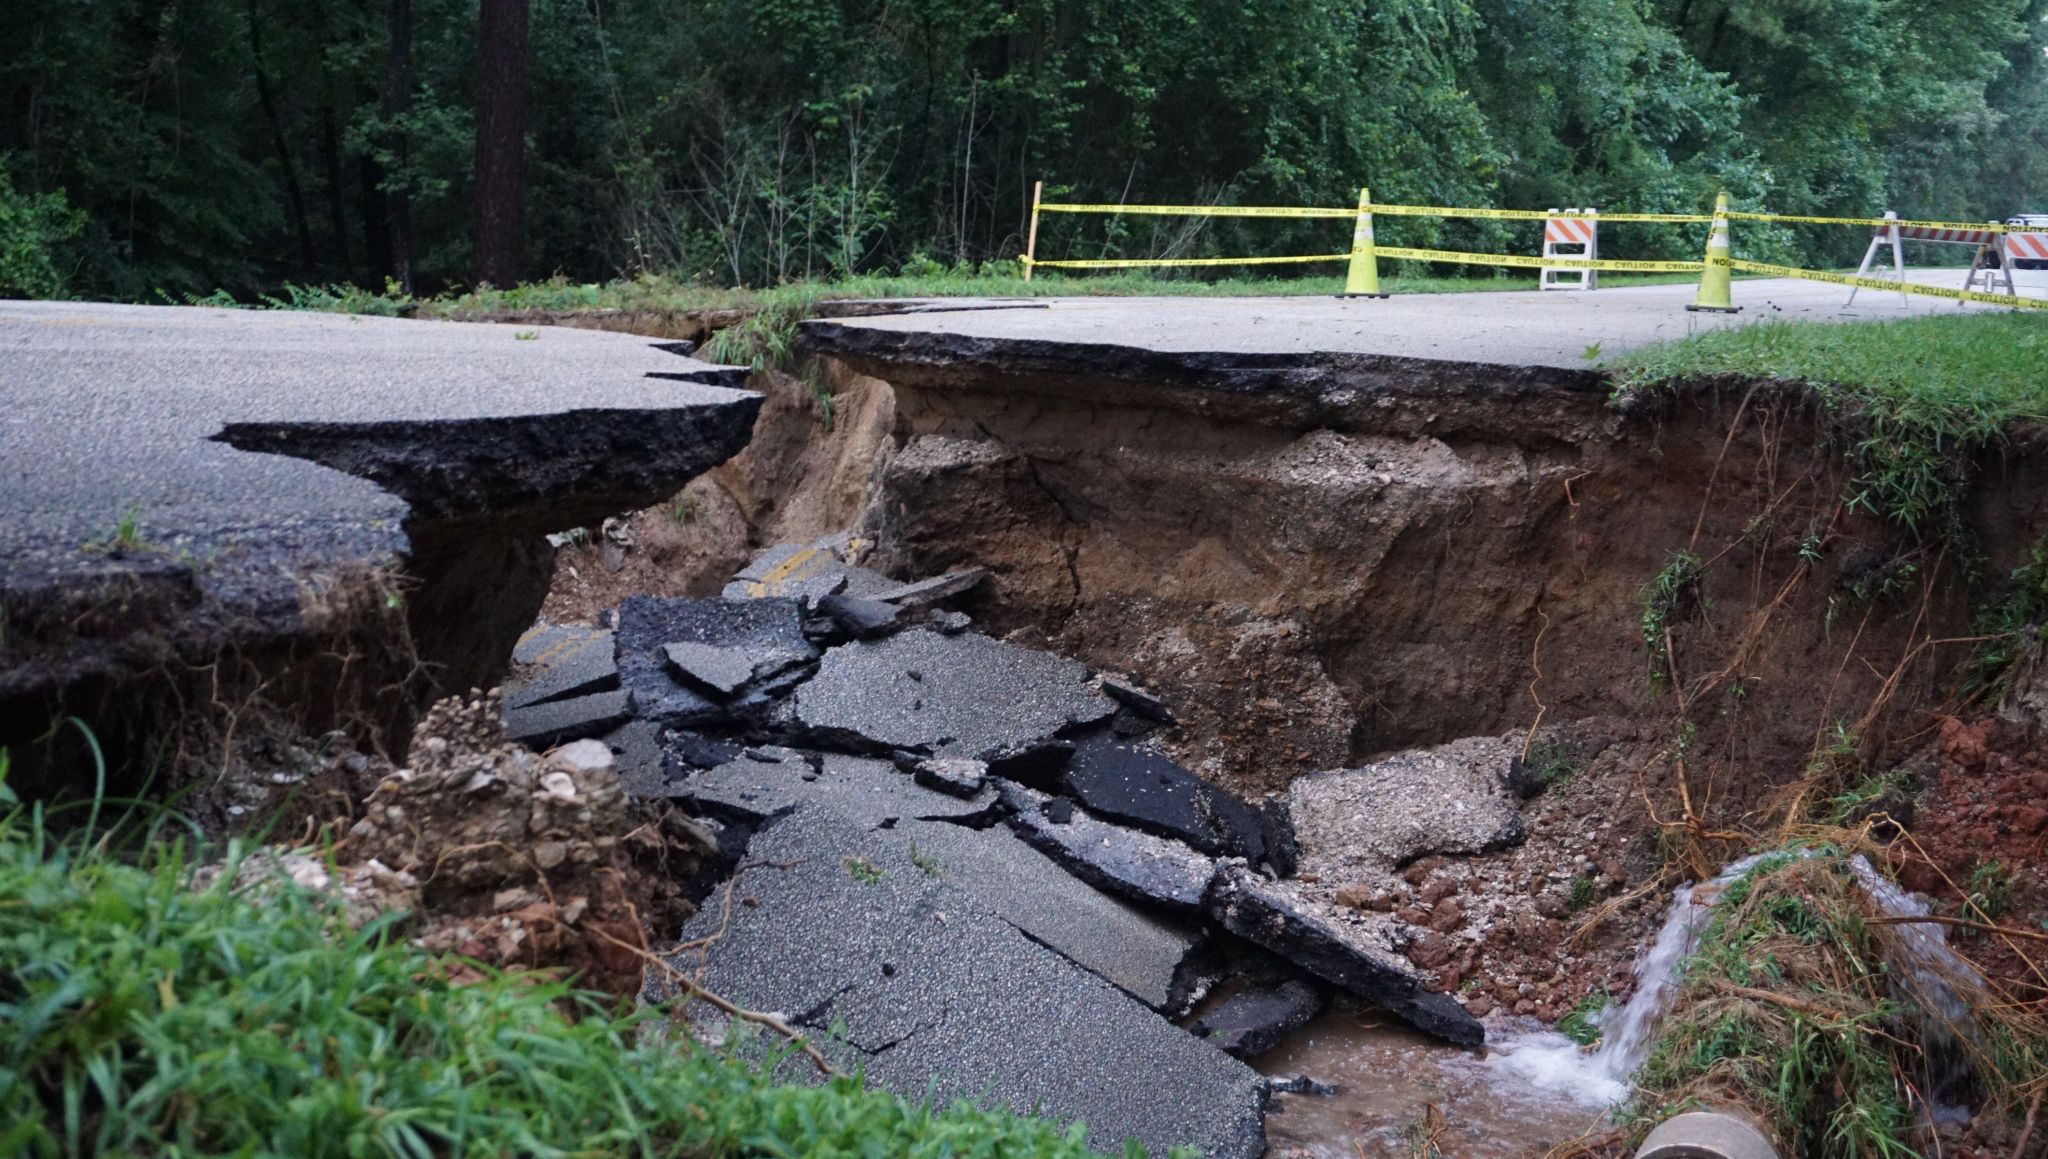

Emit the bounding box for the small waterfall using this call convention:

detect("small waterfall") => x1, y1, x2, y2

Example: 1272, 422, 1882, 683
1482, 857, 1759, 1105
1850, 856, 1981, 1114
1478, 852, 1982, 1114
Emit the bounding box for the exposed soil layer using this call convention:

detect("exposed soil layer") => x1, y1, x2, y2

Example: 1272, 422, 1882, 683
543, 366, 895, 625
807, 325, 2047, 813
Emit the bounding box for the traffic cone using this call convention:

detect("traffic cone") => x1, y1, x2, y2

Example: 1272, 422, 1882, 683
1687, 191, 1740, 313
1342, 187, 1390, 299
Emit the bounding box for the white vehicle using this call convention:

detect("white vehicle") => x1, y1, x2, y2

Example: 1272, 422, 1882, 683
2006, 215, 2048, 296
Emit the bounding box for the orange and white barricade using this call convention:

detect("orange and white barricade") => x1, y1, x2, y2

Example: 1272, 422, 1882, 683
1540, 210, 1597, 290
2003, 224, 2048, 298
1850, 211, 2012, 305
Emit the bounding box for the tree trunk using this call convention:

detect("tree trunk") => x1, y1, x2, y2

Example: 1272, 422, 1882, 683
471, 0, 528, 288
248, 0, 317, 274
381, 0, 415, 291
319, 107, 352, 271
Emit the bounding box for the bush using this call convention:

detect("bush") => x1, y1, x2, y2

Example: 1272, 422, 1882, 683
0, 787, 1135, 1158
0, 165, 84, 299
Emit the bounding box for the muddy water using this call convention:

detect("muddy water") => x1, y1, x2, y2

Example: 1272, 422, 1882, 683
1259, 1009, 1618, 1156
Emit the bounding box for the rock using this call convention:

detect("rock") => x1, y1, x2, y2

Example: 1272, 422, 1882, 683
1192, 980, 1327, 1059
1204, 865, 1483, 1048
615, 595, 818, 726
1099, 674, 1174, 723
1428, 898, 1464, 932
794, 629, 1113, 756
930, 610, 972, 634
350, 692, 626, 908
814, 593, 904, 639
1062, 736, 1266, 861
1407, 931, 1455, 969
867, 568, 987, 608
504, 624, 619, 709
651, 808, 1266, 1159
502, 688, 631, 747
1265, 1075, 1337, 1097
1287, 735, 1529, 889
999, 782, 1219, 915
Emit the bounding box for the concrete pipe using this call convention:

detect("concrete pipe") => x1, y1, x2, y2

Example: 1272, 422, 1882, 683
1635, 1111, 1779, 1159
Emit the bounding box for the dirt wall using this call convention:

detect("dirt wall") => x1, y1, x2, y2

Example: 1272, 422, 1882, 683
809, 328, 2048, 830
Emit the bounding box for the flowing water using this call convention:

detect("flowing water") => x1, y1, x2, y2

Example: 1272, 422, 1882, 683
1260, 852, 1988, 1155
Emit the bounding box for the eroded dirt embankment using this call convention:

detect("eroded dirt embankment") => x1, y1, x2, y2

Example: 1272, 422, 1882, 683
839, 333, 2040, 806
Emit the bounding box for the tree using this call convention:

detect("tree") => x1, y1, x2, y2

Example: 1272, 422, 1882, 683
472, 0, 528, 287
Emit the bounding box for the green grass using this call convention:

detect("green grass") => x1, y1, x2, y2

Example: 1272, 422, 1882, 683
0, 782, 1149, 1158
1640, 550, 1705, 688
1610, 313, 2048, 543
266, 266, 1706, 319
1629, 853, 1919, 1158
1557, 992, 1608, 1047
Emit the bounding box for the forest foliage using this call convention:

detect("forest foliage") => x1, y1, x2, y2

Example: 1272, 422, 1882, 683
6, 0, 2048, 300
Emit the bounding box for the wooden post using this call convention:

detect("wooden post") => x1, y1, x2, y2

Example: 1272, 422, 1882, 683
1024, 180, 1043, 282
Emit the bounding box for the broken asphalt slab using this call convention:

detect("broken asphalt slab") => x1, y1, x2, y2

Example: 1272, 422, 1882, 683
672, 753, 1208, 1009
504, 623, 617, 709
615, 595, 817, 726
1192, 978, 1328, 1059
793, 628, 1113, 756
674, 750, 994, 829
1063, 735, 1267, 862
656, 806, 1268, 1158
897, 816, 1205, 1013
0, 301, 756, 767
1000, 781, 1218, 916
502, 688, 632, 748
1206, 865, 1484, 1047
722, 536, 894, 602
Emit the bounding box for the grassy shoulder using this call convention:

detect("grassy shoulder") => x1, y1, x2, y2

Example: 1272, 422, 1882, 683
0, 797, 1139, 1158
263, 266, 1708, 320
1609, 311, 2048, 543
1609, 311, 2048, 423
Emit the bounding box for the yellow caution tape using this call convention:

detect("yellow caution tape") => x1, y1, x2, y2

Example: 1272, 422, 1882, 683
1021, 254, 1348, 269
1725, 211, 2011, 233
1377, 246, 1705, 273
1041, 201, 1710, 224
1718, 257, 2048, 310
1369, 205, 1710, 224
1037, 203, 1354, 219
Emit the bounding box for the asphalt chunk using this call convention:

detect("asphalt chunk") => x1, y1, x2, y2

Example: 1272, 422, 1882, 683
795, 629, 1113, 756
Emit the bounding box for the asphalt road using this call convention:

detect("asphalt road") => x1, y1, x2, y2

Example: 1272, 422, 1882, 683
824, 271, 2005, 368
0, 300, 750, 568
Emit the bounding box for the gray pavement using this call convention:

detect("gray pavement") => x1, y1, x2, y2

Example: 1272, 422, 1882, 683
0, 300, 755, 716
815, 270, 2001, 368
0, 301, 751, 562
